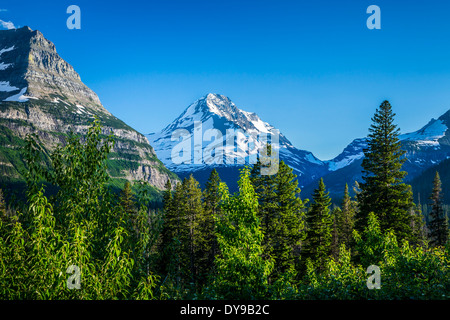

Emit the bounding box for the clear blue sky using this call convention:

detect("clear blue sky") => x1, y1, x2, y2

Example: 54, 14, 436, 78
2, 0, 450, 160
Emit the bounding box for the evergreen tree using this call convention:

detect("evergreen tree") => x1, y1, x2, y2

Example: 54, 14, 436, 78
271, 160, 306, 278
171, 181, 188, 286
303, 178, 332, 271
357, 100, 414, 241
409, 199, 427, 247
251, 146, 306, 282
198, 169, 222, 286
428, 171, 449, 247
118, 182, 137, 231
336, 184, 355, 247
117, 181, 141, 257
159, 179, 174, 275
169, 175, 204, 288
250, 149, 278, 261
0, 189, 6, 218
119, 182, 136, 214
331, 208, 340, 260
159, 179, 189, 289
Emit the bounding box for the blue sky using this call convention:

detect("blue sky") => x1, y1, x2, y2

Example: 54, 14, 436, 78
1, 0, 450, 160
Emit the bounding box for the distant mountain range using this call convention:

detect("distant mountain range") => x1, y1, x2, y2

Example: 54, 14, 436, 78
148, 93, 450, 199
2, 26, 447, 202
0, 26, 178, 194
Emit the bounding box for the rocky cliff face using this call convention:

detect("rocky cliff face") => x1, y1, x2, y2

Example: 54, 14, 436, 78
0, 26, 177, 190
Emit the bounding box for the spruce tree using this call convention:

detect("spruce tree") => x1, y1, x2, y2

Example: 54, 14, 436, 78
178, 175, 204, 287
250, 149, 278, 261
331, 208, 340, 260
357, 100, 414, 241
198, 169, 222, 284
117, 181, 139, 254
303, 178, 332, 271
272, 160, 306, 278
119, 182, 137, 228
251, 147, 306, 281
159, 179, 174, 275
428, 171, 449, 247
0, 189, 6, 218
337, 184, 355, 247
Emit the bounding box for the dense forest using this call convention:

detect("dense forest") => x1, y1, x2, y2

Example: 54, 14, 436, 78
0, 101, 449, 300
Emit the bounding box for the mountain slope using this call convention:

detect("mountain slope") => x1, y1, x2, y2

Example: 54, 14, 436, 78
149, 92, 450, 199
147, 93, 328, 190
0, 26, 177, 192
304, 110, 450, 200
410, 157, 450, 205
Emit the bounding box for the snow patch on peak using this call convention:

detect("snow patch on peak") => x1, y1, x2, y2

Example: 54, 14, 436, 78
0, 62, 12, 70
0, 45, 15, 56
400, 119, 447, 146
3, 87, 31, 102
0, 81, 18, 92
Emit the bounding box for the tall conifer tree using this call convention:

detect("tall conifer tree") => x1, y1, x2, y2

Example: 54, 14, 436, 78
303, 178, 332, 271
428, 171, 449, 247
357, 100, 414, 241
197, 169, 222, 287
251, 145, 306, 281
336, 184, 355, 247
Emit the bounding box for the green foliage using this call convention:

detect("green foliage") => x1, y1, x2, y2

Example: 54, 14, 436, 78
0, 118, 158, 299
357, 100, 415, 241
251, 153, 306, 282
197, 169, 222, 286
299, 214, 450, 299
303, 178, 333, 271
211, 167, 273, 299
336, 184, 356, 248
1, 111, 448, 300
428, 171, 449, 247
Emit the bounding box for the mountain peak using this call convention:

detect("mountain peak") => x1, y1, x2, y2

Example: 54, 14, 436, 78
201, 93, 238, 117
0, 27, 177, 190
0, 25, 103, 109
147, 94, 326, 188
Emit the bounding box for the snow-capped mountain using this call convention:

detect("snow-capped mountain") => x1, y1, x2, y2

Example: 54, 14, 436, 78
149, 93, 450, 197
325, 114, 450, 176
147, 93, 328, 188
303, 109, 450, 199
0, 26, 177, 190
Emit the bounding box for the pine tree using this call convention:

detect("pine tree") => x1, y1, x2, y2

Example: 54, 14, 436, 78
159, 179, 174, 275
251, 148, 306, 281
337, 184, 355, 247
171, 181, 187, 286
250, 150, 278, 261
119, 182, 137, 229
408, 198, 427, 247
428, 171, 449, 247
198, 169, 222, 285
0, 189, 6, 218
117, 181, 139, 255
271, 160, 306, 278
331, 208, 340, 260
357, 100, 414, 241
303, 178, 332, 271
182, 175, 204, 287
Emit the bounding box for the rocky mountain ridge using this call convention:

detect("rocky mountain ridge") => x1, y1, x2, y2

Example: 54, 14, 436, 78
0, 26, 177, 191
148, 93, 450, 198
